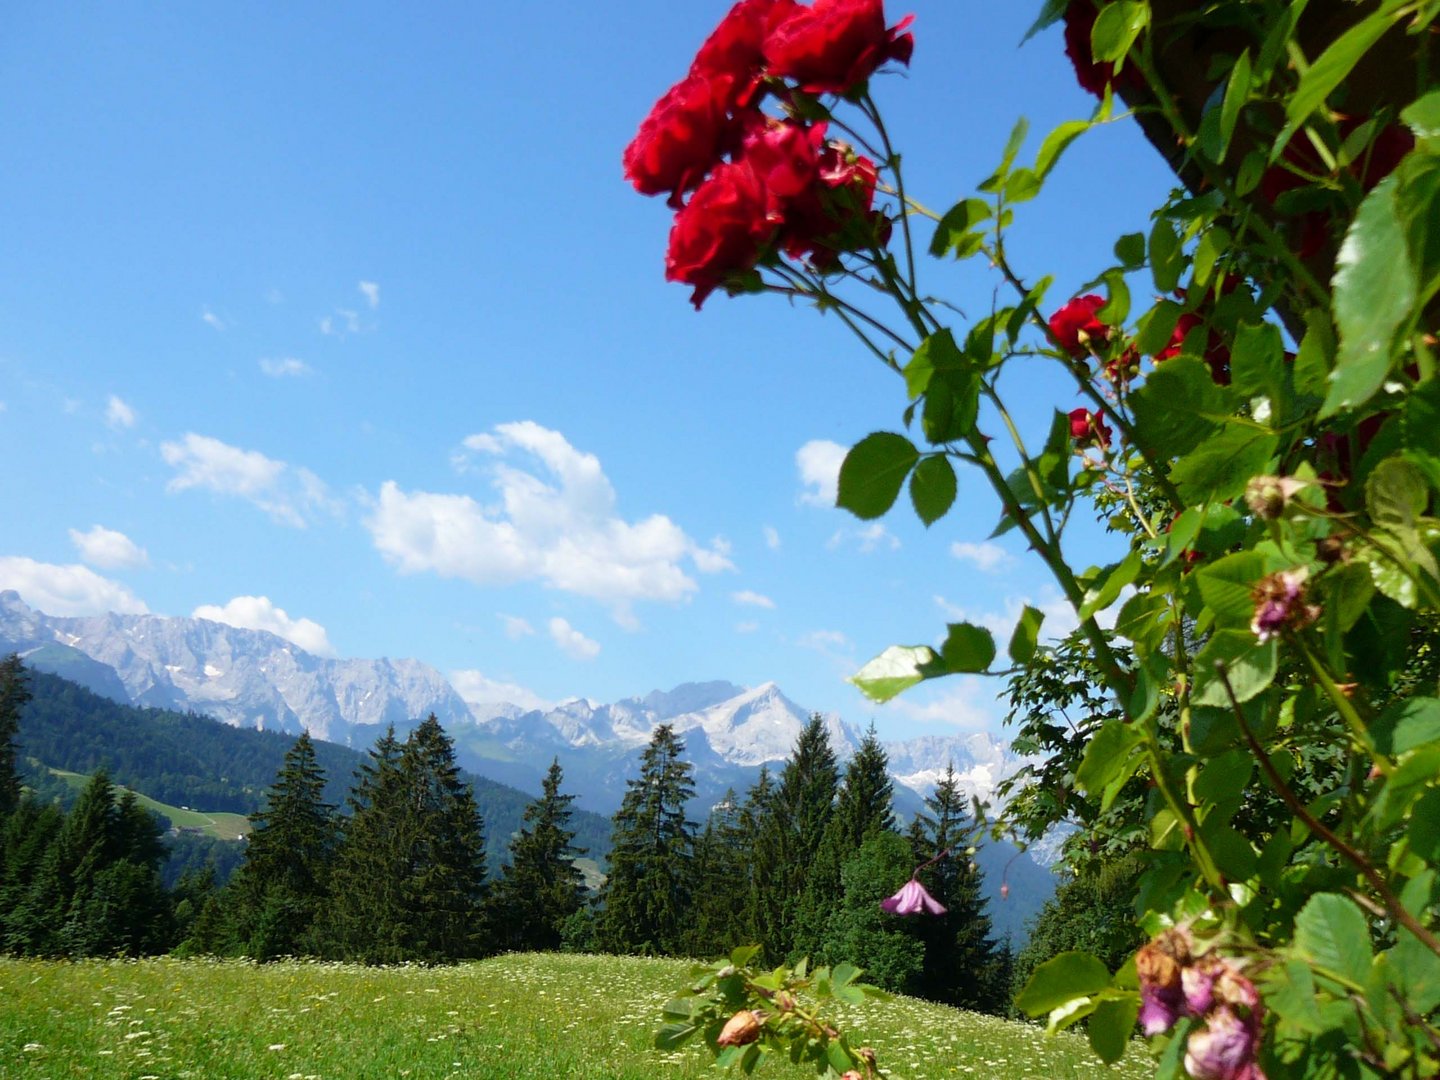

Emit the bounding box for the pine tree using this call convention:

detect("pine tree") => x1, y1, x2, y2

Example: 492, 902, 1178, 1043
229, 731, 338, 958
740, 765, 785, 960
597, 723, 696, 955
685, 789, 749, 957
908, 762, 1003, 1011
487, 757, 586, 952
795, 724, 895, 959
0, 654, 31, 818
816, 830, 926, 993
0, 800, 64, 952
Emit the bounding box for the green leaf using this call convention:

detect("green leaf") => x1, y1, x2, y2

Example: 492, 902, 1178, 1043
1134, 299, 1183, 356
1230, 321, 1287, 412
1131, 358, 1233, 459
1090, 1, 1148, 63
1008, 604, 1044, 665
655, 1022, 700, 1051
1035, 119, 1092, 180
980, 118, 1030, 194
1171, 426, 1279, 504
1217, 49, 1251, 163
904, 328, 963, 398
1076, 720, 1146, 797
1370, 697, 1440, 756
1014, 951, 1112, 1017
1150, 217, 1184, 293
940, 622, 996, 673
910, 456, 958, 526
1114, 231, 1145, 268
929, 199, 993, 259
1293, 308, 1336, 399
1023, 0, 1069, 43
848, 645, 942, 703
1294, 893, 1374, 986
1192, 630, 1278, 707
837, 433, 919, 520
1404, 89, 1440, 144
1278, 3, 1407, 155
922, 371, 981, 444
1079, 550, 1142, 621
1195, 551, 1268, 627
1325, 174, 1416, 417
1367, 456, 1429, 529
1087, 995, 1140, 1065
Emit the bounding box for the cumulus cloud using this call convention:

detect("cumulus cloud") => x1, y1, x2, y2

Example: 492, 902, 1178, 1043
259, 357, 313, 378
366, 421, 726, 622
732, 590, 775, 609
763, 525, 781, 550
105, 395, 137, 430
879, 677, 1004, 732
498, 613, 535, 639
450, 670, 551, 713
797, 439, 847, 507
950, 540, 1011, 574
68, 526, 149, 570
192, 595, 335, 656
0, 557, 149, 616
549, 616, 600, 660
359, 281, 380, 309
161, 433, 336, 528
934, 587, 1078, 643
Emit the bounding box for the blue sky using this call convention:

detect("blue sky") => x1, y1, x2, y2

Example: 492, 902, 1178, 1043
0, 2, 1177, 739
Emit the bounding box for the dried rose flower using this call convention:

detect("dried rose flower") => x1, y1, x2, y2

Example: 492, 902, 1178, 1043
1250, 567, 1320, 643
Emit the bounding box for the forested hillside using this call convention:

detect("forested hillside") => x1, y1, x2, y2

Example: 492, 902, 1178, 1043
15, 669, 613, 868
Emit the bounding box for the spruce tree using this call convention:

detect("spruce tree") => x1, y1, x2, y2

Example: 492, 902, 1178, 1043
740, 765, 785, 960
685, 789, 749, 957
908, 762, 1002, 1011
229, 731, 338, 958
487, 757, 586, 952
817, 830, 926, 993
597, 723, 696, 955
795, 724, 895, 958
0, 654, 30, 818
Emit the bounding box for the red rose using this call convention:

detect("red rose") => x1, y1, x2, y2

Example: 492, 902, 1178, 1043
1069, 407, 1112, 451
1062, 1, 1142, 98
691, 0, 798, 108
624, 72, 738, 206
764, 0, 915, 95
783, 144, 882, 266
740, 117, 827, 213
665, 161, 776, 308
1153, 299, 1233, 384
1048, 294, 1108, 358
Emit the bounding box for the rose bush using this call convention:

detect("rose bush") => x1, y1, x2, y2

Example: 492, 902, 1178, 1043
630, 1, 1440, 1077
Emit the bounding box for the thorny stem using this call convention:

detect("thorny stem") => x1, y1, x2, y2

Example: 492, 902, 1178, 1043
1217, 661, 1440, 962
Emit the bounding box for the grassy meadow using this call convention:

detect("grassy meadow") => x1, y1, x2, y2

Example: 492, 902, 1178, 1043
0, 953, 1152, 1080
48, 768, 252, 841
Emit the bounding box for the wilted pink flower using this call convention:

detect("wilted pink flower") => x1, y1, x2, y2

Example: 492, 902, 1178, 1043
1135, 930, 1191, 1036
1250, 567, 1320, 643
1184, 1006, 1265, 1080
880, 877, 946, 916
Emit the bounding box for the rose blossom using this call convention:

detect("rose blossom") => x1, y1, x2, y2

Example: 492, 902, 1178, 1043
1048, 295, 1108, 357
1135, 931, 1191, 1035
783, 142, 882, 265
880, 877, 946, 916
739, 117, 827, 214
624, 72, 738, 205
691, 0, 798, 108
1062, 0, 1143, 98
1184, 1006, 1265, 1080
1250, 567, 1320, 643
764, 0, 915, 95
1069, 407, 1112, 451
665, 160, 776, 308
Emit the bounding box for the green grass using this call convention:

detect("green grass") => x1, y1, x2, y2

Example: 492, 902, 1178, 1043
47, 768, 251, 840
0, 953, 1153, 1079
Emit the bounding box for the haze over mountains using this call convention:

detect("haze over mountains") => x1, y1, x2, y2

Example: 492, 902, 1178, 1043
0, 590, 1026, 818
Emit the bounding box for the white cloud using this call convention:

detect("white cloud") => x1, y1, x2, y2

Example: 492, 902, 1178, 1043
161, 433, 336, 528
934, 587, 1078, 643
358, 281, 380, 309
763, 525, 781, 550
367, 421, 722, 622
201, 307, 226, 331
192, 595, 335, 657
798, 628, 851, 651
549, 616, 600, 660
736, 620, 760, 634
950, 540, 1011, 574
0, 556, 149, 616
259, 357, 313, 378
320, 308, 364, 337
105, 395, 137, 430
450, 669, 552, 713
692, 537, 736, 574
797, 439, 847, 507
880, 677, 1004, 732
498, 613, 536, 639
828, 522, 900, 553
68, 526, 149, 570
732, 589, 775, 609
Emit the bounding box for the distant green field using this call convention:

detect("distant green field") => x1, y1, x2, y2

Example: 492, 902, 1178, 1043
47, 767, 251, 840
0, 953, 1151, 1079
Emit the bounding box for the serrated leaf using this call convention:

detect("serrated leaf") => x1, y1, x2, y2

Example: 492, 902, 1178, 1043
837, 433, 919, 520
1171, 426, 1279, 504
940, 622, 996, 673
1088, 996, 1141, 1065
1035, 119, 1092, 179
1131, 358, 1234, 459
1217, 49, 1251, 163
1192, 630, 1278, 706
1014, 951, 1112, 1016
910, 456, 957, 526
1370, 697, 1440, 756
1008, 604, 1044, 665
1294, 893, 1374, 986
655, 1022, 700, 1051
930, 199, 994, 259
1023, 0, 1069, 43
1324, 174, 1416, 417
1090, 0, 1148, 62
1195, 551, 1268, 627
904, 328, 964, 398
1076, 720, 1146, 796
849, 645, 943, 703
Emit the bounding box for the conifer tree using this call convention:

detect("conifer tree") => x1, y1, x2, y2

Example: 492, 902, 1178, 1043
0, 654, 30, 819
908, 762, 1003, 1011
817, 830, 926, 993
487, 757, 586, 952
597, 723, 696, 955
229, 731, 338, 958
685, 789, 749, 957
0, 800, 64, 952
795, 724, 895, 958
740, 765, 785, 960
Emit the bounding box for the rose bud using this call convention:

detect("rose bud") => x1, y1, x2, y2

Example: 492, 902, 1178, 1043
717, 1009, 764, 1047
1244, 475, 1306, 520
